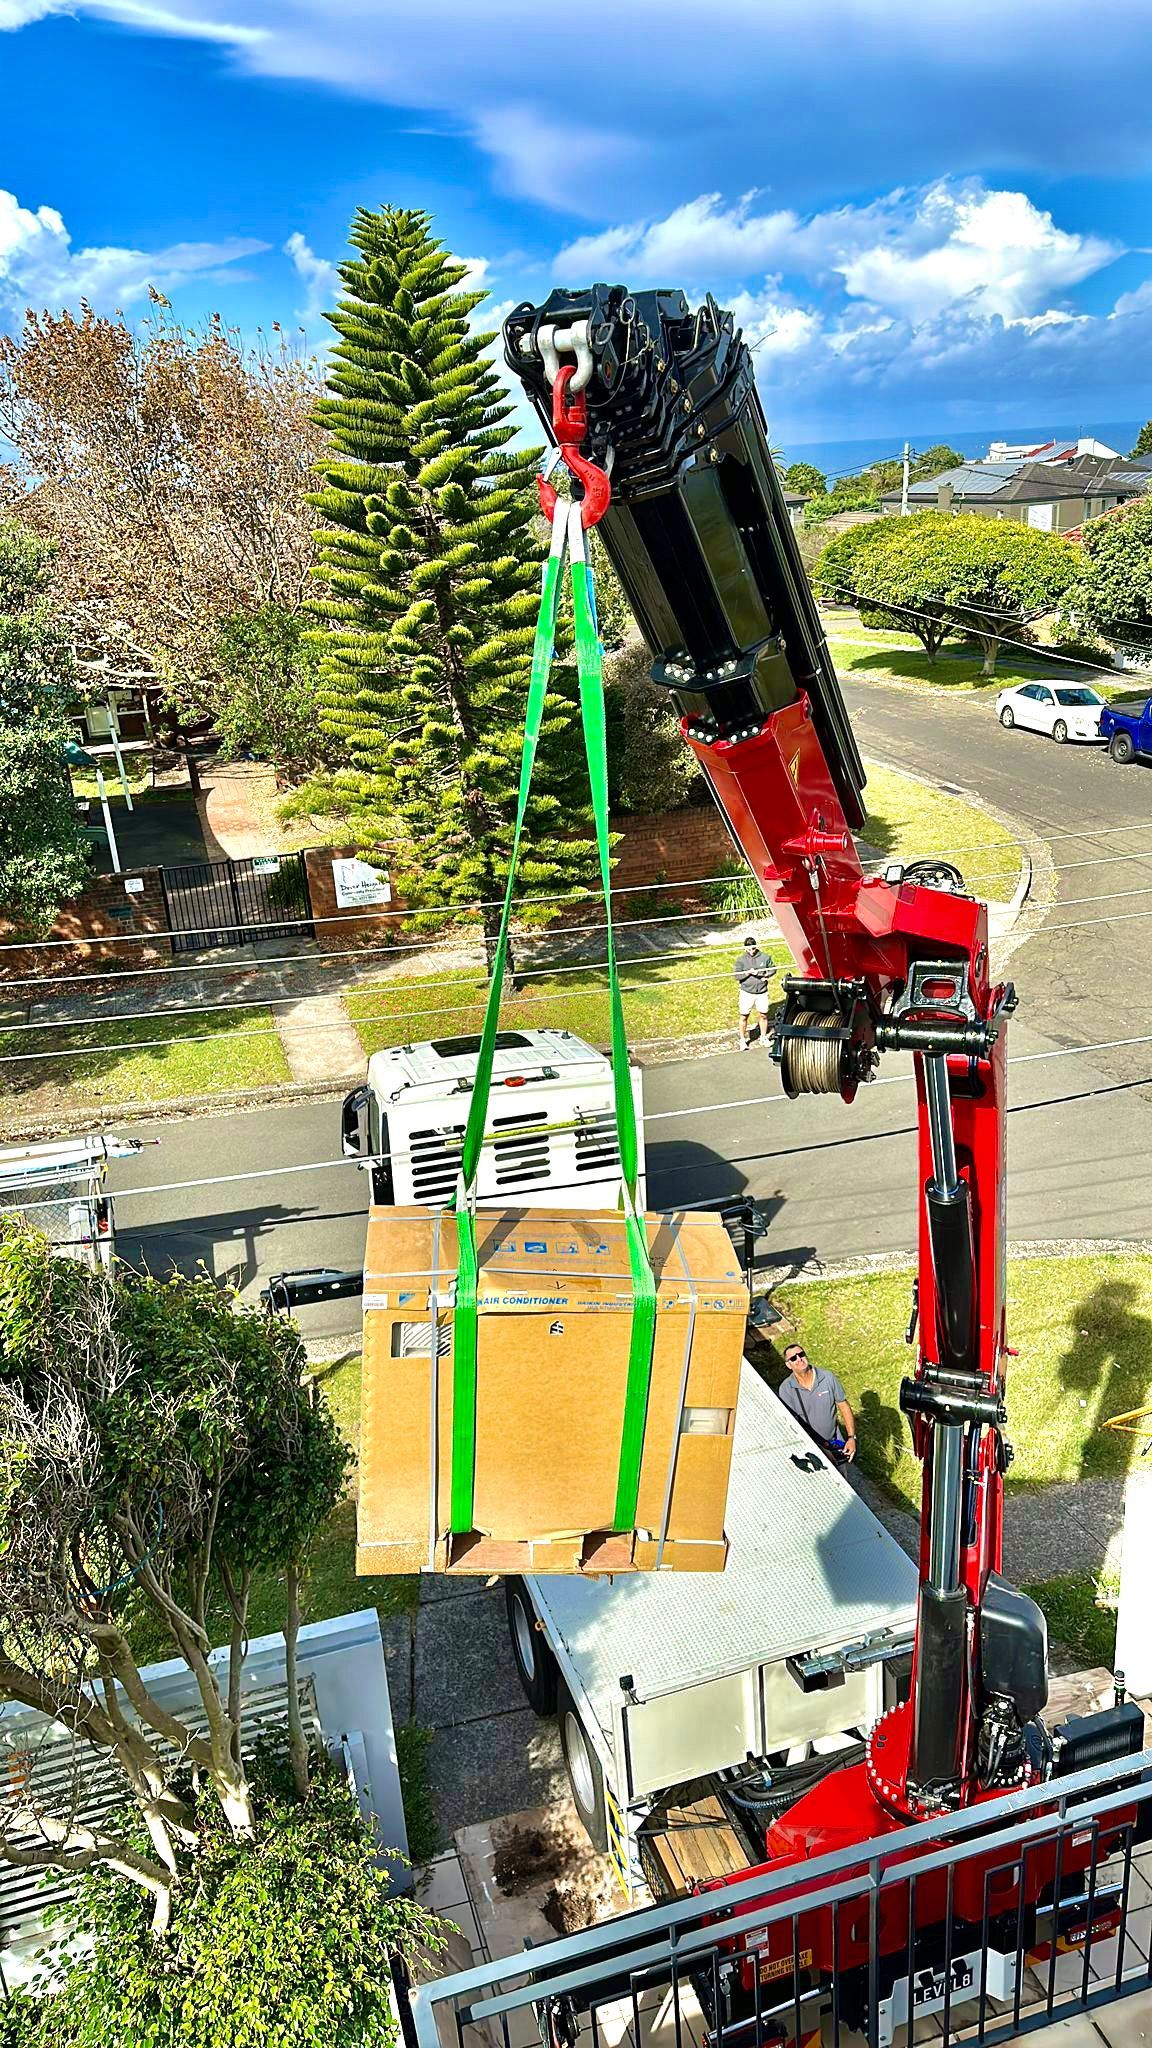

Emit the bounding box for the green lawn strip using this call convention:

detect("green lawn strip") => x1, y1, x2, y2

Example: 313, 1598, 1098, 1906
861, 762, 1020, 901
1021, 1572, 1118, 1671
346, 946, 794, 1060
70, 759, 195, 805
396, 1720, 441, 1865
768, 1255, 1152, 1512
348, 754, 1014, 1057
0, 1006, 290, 1105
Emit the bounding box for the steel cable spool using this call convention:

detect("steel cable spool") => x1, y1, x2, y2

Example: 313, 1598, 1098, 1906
778, 1011, 846, 1097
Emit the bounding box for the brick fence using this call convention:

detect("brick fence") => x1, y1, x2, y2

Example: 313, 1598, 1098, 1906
609, 799, 738, 905
0, 812, 735, 987
0, 868, 171, 985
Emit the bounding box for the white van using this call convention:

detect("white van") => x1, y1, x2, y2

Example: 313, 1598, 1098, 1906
341, 1027, 646, 1210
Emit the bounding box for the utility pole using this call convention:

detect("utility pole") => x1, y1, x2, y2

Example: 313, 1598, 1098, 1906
901, 440, 912, 517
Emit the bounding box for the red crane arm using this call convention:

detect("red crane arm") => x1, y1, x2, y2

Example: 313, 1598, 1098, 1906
506, 286, 1039, 1830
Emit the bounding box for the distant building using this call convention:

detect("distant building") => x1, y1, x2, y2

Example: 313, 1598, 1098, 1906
879, 452, 1152, 532
983, 434, 1119, 464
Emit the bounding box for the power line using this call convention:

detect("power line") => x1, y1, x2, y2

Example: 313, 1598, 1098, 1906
3, 1024, 1151, 1221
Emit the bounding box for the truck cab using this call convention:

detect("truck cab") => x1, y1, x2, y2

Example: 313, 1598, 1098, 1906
1100, 696, 1152, 764
341, 1027, 645, 1210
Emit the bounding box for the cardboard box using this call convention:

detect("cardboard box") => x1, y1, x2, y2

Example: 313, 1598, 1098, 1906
356, 1206, 748, 1576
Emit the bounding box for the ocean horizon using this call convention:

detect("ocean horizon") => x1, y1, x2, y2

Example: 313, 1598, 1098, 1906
776, 421, 1144, 482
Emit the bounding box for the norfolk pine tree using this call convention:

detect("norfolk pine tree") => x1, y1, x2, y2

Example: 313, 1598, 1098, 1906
310, 208, 594, 971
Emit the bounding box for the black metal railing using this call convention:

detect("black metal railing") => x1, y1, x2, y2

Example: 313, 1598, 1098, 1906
409, 1746, 1152, 2048
160, 853, 312, 953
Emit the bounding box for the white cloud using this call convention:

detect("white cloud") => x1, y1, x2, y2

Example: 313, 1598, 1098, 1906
284, 231, 340, 321
557, 180, 1120, 326
0, 0, 266, 37
0, 187, 267, 317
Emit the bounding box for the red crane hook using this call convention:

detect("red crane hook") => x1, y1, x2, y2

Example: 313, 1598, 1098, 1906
536, 364, 612, 529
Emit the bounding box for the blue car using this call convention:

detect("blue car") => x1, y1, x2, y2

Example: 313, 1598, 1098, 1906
1099, 696, 1152, 764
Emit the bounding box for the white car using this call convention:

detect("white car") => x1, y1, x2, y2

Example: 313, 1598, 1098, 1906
996, 680, 1106, 743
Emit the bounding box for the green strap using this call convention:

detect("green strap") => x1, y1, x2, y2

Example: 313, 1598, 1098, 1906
449, 526, 565, 1535
447, 504, 657, 1541
570, 531, 658, 1531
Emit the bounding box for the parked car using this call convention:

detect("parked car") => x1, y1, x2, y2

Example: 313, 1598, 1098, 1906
996, 681, 1106, 743
1099, 696, 1152, 765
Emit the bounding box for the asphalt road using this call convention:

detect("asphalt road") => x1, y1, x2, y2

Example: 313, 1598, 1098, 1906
105, 679, 1152, 1338
844, 677, 1152, 1093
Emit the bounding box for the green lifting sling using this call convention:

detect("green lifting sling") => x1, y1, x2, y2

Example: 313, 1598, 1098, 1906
448, 500, 658, 1539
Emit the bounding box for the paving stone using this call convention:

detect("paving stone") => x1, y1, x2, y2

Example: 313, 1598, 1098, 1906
428, 1709, 565, 1839
415, 1585, 528, 1729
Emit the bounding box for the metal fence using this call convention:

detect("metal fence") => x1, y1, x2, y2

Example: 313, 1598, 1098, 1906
409, 1747, 1152, 2048
160, 852, 312, 953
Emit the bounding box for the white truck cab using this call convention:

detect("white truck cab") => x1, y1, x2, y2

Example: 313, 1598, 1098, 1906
341, 1027, 646, 1210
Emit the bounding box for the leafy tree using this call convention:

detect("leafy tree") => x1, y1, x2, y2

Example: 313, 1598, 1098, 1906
912, 443, 964, 481
821, 511, 1078, 675
815, 517, 954, 660
781, 460, 827, 497
308, 206, 594, 968
1066, 497, 1152, 650
0, 307, 322, 694
2, 1751, 442, 2048
181, 605, 328, 783
603, 635, 705, 814
1130, 421, 1152, 457
0, 1224, 348, 1933
0, 522, 90, 926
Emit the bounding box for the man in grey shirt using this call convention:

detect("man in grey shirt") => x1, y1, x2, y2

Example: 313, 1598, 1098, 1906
735, 934, 777, 1050
777, 1341, 857, 1461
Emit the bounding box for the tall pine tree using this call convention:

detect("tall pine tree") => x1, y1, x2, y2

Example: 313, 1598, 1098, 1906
310, 207, 593, 967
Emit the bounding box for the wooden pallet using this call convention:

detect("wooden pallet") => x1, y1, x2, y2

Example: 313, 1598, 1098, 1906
641, 1785, 758, 1895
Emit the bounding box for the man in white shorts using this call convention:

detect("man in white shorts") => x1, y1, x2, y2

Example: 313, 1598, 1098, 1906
735, 933, 776, 1049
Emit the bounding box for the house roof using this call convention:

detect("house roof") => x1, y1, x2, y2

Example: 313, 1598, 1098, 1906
880, 453, 1152, 509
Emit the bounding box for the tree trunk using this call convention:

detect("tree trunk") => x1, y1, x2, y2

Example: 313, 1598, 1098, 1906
482, 899, 517, 990
284, 1560, 310, 1800
979, 635, 999, 677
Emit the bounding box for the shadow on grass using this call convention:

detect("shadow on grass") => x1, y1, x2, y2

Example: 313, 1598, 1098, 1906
1058, 1278, 1152, 1481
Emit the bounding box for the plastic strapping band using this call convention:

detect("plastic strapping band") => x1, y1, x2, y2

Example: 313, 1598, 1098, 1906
428, 1207, 443, 1570
655, 1222, 697, 1568
448, 502, 568, 1535
568, 504, 658, 1531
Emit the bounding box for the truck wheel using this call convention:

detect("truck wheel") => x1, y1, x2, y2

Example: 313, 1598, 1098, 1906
505, 1578, 558, 1715
999, 706, 1015, 728
1052, 719, 1068, 743
1110, 732, 1136, 765
557, 1677, 609, 1853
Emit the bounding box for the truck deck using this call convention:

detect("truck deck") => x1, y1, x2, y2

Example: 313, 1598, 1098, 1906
527, 1366, 918, 1801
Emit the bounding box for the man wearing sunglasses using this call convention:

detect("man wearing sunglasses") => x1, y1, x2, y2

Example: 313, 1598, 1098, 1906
777, 1342, 857, 1463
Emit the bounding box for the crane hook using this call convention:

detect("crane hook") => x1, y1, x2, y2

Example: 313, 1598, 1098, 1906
537, 364, 612, 529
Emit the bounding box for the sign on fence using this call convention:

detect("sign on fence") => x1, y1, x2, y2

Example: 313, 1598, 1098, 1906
332, 858, 392, 909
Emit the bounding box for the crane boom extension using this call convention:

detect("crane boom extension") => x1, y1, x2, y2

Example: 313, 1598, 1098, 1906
505, 285, 1051, 1846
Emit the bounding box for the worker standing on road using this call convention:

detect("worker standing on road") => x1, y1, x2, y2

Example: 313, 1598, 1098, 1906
777, 1342, 858, 1462
735, 934, 776, 1050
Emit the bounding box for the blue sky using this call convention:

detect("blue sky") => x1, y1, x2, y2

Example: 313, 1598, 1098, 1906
2, 0, 1151, 452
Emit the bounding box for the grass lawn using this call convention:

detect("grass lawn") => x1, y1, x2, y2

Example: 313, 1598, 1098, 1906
1022, 1572, 1118, 1671
823, 607, 1146, 702
69, 756, 196, 805
0, 1006, 291, 1110
767, 1254, 1152, 1512
862, 762, 1019, 901
346, 764, 1020, 1058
